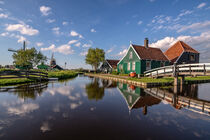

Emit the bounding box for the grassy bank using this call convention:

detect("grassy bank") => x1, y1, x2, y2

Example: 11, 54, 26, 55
47, 70, 78, 80
0, 69, 78, 86
86, 73, 210, 87
0, 78, 35, 86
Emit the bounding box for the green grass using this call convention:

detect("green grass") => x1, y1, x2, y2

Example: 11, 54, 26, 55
48, 70, 78, 80
0, 78, 35, 86
185, 76, 210, 81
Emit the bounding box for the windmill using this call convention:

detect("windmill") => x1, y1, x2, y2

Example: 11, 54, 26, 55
8, 41, 26, 53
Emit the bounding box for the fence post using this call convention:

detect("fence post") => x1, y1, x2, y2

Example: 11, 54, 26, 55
189, 65, 191, 75
204, 64, 206, 75
164, 68, 165, 76
173, 62, 177, 77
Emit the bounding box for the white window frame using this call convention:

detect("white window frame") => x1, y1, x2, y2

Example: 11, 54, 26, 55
127, 62, 130, 70
129, 51, 133, 59
146, 61, 151, 70
132, 62, 135, 70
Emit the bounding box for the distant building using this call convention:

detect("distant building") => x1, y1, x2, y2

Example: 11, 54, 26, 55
117, 38, 169, 75
100, 59, 119, 73
164, 41, 199, 64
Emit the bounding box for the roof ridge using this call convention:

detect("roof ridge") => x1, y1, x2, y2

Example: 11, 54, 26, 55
178, 41, 185, 53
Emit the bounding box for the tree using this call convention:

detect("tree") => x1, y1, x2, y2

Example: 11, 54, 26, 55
12, 47, 47, 69
85, 48, 105, 71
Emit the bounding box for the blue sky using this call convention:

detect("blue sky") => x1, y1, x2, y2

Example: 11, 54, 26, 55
0, 0, 210, 69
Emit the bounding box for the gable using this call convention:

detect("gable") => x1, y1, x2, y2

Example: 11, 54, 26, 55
118, 45, 141, 65
164, 41, 199, 62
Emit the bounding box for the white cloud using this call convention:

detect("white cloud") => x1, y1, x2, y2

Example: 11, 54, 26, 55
197, 3, 206, 9
36, 42, 43, 47
6, 24, 39, 36
80, 51, 88, 56
178, 10, 193, 17
46, 19, 55, 23
52, 27, 60, 35
40, 122, 51, 133
74, 42, 81, 47
70, 30, 83, 38
7, 103, 39, 116
90, 28, 96, 32
70, 102, 82, 109
0, 13, 8, 18
0, 0, 4, 4
82, 44, 91, 48
177, 20, 210, 33
0, 32, 9, 37
41, 44, 74, 55
150, 31, 210, 59
17, 36, 26, 43
41, 44, 56, 51
56, 44, 74, 54
62, 21, 68, 25
68, 40, 78, 45
40, 6, 51, 16
107, 48, 113, 53
137, 20, 142, 25
117, 49, 127, 56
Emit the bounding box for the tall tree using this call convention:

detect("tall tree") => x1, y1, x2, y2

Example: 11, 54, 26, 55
85, 48, 105, 71
12, 47, 47, 69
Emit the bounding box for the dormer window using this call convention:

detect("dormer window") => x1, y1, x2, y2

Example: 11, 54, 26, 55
129, 51, 133, 59
190, 54, 195, 61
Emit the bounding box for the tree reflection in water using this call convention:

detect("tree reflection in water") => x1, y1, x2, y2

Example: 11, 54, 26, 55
0, 82, 48, 99
85, 78, 105, 101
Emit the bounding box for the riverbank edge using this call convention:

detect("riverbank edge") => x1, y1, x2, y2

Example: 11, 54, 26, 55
85, 73, 210, 88
0, 71, 79, 86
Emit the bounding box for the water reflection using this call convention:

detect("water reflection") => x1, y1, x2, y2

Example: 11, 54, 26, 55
85, 78, 117, 101
0, 82, 48, 99
117, 83, 161, 115
117, 82, 210, 116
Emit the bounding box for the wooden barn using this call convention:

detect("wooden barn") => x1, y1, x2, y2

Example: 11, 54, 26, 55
164, 41, 199, 64
100, 59, 119, 73
117, 38, 170, 75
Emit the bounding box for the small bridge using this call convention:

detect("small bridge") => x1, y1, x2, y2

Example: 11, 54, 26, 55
144, 63, 210, 85
0, 70, 48, 81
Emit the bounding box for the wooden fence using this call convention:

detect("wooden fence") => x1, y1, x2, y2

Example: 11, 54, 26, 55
144, 63, 210, 77
0, 70, 48, 80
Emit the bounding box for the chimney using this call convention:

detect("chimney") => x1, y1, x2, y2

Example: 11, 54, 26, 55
144, 38, 149, 48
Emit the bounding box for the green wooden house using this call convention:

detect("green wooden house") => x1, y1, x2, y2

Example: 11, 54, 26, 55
117, 38, 170, 75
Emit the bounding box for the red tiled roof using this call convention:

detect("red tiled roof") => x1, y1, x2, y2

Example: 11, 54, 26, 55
164, 41, 199, 63
106, 59, 120, 68
132, 45, 168, 61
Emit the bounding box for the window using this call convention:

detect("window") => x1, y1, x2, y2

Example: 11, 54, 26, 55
119, 64, 123, 70
132, 62, 135, 70
127, 62, 130, 70
160, 62, 165, 67
190, 54, 195, 61
146, 61, 151, 70
129, 51, 133, 59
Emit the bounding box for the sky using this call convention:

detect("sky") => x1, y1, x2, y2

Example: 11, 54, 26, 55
0, 0, 210, 69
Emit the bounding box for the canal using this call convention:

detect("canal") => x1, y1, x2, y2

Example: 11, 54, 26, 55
0, 74, 210, 140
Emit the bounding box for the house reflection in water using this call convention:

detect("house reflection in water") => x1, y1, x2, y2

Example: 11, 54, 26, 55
117, 82, 161, 115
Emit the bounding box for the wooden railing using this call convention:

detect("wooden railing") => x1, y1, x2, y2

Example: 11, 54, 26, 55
0, 70, 48, 80
144, 88, 210, 116
144, 63, 210, 77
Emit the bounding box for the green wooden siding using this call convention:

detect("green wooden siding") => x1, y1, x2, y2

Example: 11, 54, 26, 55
117, 46, 141, 74
117, 46, 170, 74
